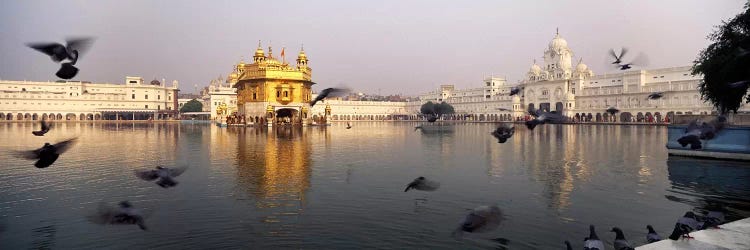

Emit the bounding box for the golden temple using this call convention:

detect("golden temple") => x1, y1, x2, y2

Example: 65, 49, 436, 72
230, 41, 318, 126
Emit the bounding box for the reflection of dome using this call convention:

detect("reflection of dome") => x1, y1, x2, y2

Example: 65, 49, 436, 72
549, 33, 568, 51
150, 79, 160, 85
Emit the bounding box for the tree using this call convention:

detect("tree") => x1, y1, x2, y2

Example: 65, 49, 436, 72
420, 101, 436, 116
435, 102, 455, 116
180, 99, 203, 112
693, 3, 750, 114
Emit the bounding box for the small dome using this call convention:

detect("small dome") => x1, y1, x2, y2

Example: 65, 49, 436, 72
576, 62, 588, 72
549, 33, 568, 51
150, 79, 160, 85
230, 72, 238, 79
529, 63, 541, 75
298, 50, 307, 60
254, 47, 265, 57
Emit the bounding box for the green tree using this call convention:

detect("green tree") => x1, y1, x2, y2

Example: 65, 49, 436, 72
180, 99, 203, 112
693, 3, 750, 114
420, 101, 436, 115
435, 102, 455, 116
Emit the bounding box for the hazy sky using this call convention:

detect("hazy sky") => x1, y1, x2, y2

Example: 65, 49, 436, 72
0, 0, 745, 95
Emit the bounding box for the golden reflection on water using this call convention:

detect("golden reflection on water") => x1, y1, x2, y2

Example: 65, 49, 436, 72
234, 126, 311, 208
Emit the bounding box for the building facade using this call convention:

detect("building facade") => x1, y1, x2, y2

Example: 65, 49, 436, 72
231, 42, 315, 125
0, 76, 180, 121
409, 31, 748, 122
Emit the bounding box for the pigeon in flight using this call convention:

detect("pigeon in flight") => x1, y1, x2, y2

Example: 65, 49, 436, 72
646, 92, 665, 100
310, 88, 350, 107
668, 212, 699, 240
584, 225, 605, 250
525, 108, 564, 130
699, 116, 727, 141
491, 123, 515, 143
509, 86, 523, 96
452, 205, 503, 239
88, 201, 147, 230
346, 122, 352, 129
135, 166, 187, 188
646, 225, 662, 243
610, 227, 635, 250
404, 176, 440, 192
27, 37, 94, 79
18, 138, 77, 168
609, 48, 628, 65
32, 119, 52, 136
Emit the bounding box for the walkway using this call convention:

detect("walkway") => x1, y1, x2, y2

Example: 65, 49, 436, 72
637, 217, 750, 250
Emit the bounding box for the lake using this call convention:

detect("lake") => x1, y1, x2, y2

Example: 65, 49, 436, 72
1, 121, 749, 249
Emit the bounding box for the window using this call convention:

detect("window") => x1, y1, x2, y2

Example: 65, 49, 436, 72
276, 91, 280, 97
283, 91, 288, 97
571, 88, 575, 94
253, 93, 257, 100
158, 105, 160, 110
132, 94, 135, 99
145, 105, 148, 109
158, 95, 161, 100
145, 95, 148, 99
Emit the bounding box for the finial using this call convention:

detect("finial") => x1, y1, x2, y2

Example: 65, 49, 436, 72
301, 43, 305, 51
257, 40, 262, 49
578, 58, 582, 64
556, 27, 559, 35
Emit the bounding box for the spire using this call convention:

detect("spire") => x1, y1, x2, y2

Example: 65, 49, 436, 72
268, 41, 273, 59
556, 27, 559, 35
257, 40, 261, 48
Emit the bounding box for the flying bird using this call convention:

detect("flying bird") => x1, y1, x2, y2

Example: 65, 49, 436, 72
525, 108, 565, 130
88, 201, 147, 230
310, 88, 350, 107
677, 120, 705, 150
509, 86, 522, 96
610, 227, 635, 250
27, 37, 94, 79
647, 92, 665, 100
32, 119, 52, 136
346, 122, 352, 129
646, 225, 662, 243
452, 205, 503, 239
17, 138, 77, 168
609, 48, 628, 65
491, 123, 515, 143
584, 225, 605, 250
404, 176, 440, 192
135, 166, 187, 188
668, 212, 699, 240
617, 52, 649, 70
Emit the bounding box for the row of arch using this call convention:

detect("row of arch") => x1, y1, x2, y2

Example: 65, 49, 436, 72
571, 111, 710, 123
1, 112, 101, 121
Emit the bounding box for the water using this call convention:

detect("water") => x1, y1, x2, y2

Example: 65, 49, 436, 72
1, 122, 749, 249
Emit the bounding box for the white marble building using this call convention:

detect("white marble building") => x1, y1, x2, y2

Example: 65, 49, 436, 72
0, 76, 180, 120
409, 31, 747, 122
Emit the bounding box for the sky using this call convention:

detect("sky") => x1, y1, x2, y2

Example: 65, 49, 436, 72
0, 0, 746, 95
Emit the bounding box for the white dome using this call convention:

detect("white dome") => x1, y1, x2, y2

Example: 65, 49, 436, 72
548, 33, 568, 51
529, 63, 541, 75
576, 62, 588, 72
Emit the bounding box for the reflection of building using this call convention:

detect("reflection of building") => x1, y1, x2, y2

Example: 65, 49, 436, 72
0, 76, 179, 121
232, 42, 315, 126
235, 126, 312, 206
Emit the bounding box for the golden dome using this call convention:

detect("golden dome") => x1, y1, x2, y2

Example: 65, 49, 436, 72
298, 50, 307, 60
254, 47, 265, 57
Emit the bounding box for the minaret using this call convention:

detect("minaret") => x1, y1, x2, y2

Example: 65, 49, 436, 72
253, 40, 265, 63
296, 44, 308, 70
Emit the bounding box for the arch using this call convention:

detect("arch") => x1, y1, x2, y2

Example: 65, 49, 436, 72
595, 113, 602, 122
42, 113, 49, 120
645, 112, 653, 123
676, 111, 683, 115
17, 113, 23, 120
6, 113, 11, 120
58, 114, 63, 120
66, 113, 76, 120
32, 113, 39, 120
87, 113, 94, 120
80, 114, 86, 120
574, 113, 581, 122
94, 114, 100, 120
636, 112, 644, 122
620, 112, 633, 123
602, 112, 609, 122
685, 111, 693, 115
654, 112, 662, 122
0, 113, 3, 120
479, 114, 485, 121
555, 102, 564, 113
333, 115, 339, 120
24, 113, 31, 120
527, 103, 535, 112
587, 113, 593, 122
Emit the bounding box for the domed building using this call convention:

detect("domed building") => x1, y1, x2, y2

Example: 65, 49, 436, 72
230, 41, 315, 126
